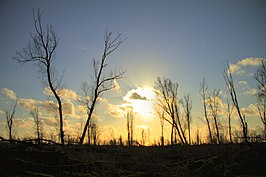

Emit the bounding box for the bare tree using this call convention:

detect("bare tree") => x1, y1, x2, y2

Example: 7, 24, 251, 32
181, 94, 192, 144
155, 107, 165, 146
30, 107, 42, 144
256, 98, 266, 138
255, 60, 266, 98
226, 97, 234, 143
5, 99, 18, 142
208, 89, 221, 144
199, 78, 213, 143
224, 64, 248, 143
155, 77, 187, 145
14, 9, 65, 145
254, 60, 266, 138
124, 106, 134, 146
79, 29, 126, 144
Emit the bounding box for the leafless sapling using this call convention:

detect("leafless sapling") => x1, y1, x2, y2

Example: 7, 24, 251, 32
5, 99, 18, 142
254, 60, 266, 138
30, 107, 42, 144
199, 78, 213, 143
79, 29, 126, 144
14, 9, 65, 145
208, 89, 221, 144
181, 94, 192, 144
226, 97, 234, 143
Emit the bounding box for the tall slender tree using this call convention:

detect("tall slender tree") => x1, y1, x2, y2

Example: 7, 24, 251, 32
5, 99, 18, 142
14, 9, 65, 144
30, 107, 42, 144
181, 94, 192, 144
224, 64, 248, 143
199, 78, 213, 143
79, 29, 126, 144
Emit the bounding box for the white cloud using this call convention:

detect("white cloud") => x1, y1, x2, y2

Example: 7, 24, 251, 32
113, 79, 121, 93
244, 88, 257, 96
44, 88, 80, 101
239, 81, 248, 86
2, 88, 17, 100
241, 104, 258, 116
229, 57, 265, 74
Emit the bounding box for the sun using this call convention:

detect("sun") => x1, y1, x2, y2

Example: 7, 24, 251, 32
123, 86, 156, 119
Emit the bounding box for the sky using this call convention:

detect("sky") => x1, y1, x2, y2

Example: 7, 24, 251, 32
0, 0, 266, 144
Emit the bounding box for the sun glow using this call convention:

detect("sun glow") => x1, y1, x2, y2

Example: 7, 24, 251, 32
123, 86, 156, 119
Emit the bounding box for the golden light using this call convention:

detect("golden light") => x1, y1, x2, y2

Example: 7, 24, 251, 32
123, 86, 156, 119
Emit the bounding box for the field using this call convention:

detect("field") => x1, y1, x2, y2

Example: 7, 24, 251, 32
0, 142, 265, 177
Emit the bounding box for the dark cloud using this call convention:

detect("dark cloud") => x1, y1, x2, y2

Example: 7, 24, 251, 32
130, 92, 147, 100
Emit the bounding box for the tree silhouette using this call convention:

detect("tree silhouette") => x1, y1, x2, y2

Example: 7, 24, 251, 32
14, 9, 65, 145
255, 61, 266, 138
124, 106, 134, 146
30, 107, 42, 144
155, 77, 187, 145
208, 89, 221, 144
5, 99, 17, 142
224, 64, 248, 143
181, 94, 192, 144
199, 78, 213, 143
79, 29, 126, 144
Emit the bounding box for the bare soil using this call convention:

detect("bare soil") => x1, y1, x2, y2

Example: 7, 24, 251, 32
0, 142, 265, 177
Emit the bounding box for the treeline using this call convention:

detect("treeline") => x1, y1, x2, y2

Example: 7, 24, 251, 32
3, 9, 266, 146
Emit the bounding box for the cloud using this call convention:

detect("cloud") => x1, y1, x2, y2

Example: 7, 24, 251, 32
62, 101, 75, 115
130, 92, 147, 100
107, 103, 133, 118
241, 104, 258, 116
19, 98, 39, 111
2, 88, 17, 100
113, 79, 121, 93
239, 81, 248, 86
244, 88, 257, 96
229, 57, 265, 74
0, 110, 4, 115
123, 87, 155, 102
44, 88, 80, 101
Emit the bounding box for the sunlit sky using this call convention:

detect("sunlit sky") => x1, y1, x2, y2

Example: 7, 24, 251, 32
0, 0, 266, 143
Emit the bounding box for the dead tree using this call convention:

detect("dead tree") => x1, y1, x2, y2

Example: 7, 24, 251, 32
155, 77, 187, 145
254, 60, 266, 138
79, 29, 126, 144
5, 99, 18, 142
254, 60, 266, 98
125, 107, 134, 146
256, 98, 266, 138
155, 107, 165, 146
14, 9, 65, 145
181, 94, 192, 144
208, 89, 221, 144
30, 107, 42, 144
226, 98, 234, 143
199, 78, 213, 143
224, 64, 248, 143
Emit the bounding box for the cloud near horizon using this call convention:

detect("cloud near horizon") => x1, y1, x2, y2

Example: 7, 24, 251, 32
229, 57, 265, 74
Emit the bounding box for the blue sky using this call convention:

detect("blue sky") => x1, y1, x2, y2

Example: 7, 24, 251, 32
0, 0, 266, 143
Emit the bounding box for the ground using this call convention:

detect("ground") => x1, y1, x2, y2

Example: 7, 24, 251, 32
0, 142, 265, 177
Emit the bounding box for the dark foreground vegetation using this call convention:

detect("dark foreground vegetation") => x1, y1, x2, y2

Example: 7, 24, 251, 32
0, 141, 265, 177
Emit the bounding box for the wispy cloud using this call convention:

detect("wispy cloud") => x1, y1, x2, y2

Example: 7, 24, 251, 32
1, 88, 17, 100
229, 57, 265, 74
244, 88, 257, 96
